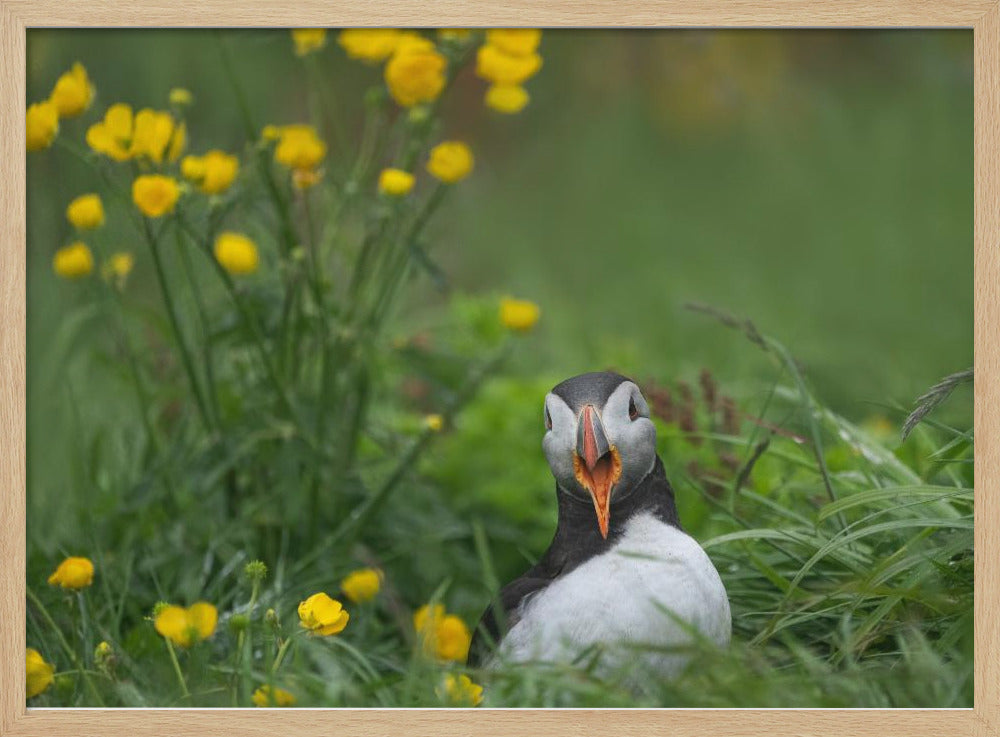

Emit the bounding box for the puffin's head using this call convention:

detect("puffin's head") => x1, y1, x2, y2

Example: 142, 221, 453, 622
542, 371, 657, 538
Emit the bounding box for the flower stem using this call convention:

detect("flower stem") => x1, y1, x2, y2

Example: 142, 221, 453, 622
26, 587, 104, 705
271, 636, 293, 674
75, 591, 93, 665
174, 216, 302, 429
164, 639, 190, 699
214, 32, 300, 261
140, 217, 214, 432
296, 344, 511, 570
175, 225, 221, 428
304, 52, 349, 162
368, 184, 449, 330
96, 275, 161, 457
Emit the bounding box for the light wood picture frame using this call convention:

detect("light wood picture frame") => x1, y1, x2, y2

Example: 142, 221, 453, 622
2, 1, 997, 734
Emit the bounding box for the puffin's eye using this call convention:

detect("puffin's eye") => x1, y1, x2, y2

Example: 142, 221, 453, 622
629, 397, 639, 421
544, 406, 553, 430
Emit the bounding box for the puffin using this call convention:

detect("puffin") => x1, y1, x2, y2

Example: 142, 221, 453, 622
469, 371, 731, 678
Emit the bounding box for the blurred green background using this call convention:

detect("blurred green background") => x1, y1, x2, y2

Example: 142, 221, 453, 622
27, 29, 972, 538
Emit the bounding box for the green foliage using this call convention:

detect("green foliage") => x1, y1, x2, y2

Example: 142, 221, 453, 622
25, 29, 972, 709
424, 375, 560, 557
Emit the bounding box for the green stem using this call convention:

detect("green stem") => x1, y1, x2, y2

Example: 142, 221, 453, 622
214, 32, 258, 142
214, 33, 299, 258
173, 216, 303, 430
75, 592, 93, 666
234, 579, 262, 705
304, 53, 349, 163
26, 587, 104, 706
101, 280, 161, 457
271, 637, 293, 674
175, 225, 221, 427
300, 188, 325, 305
216, 30, 305, 374
297, 344, 511, 571
165, 639, 190, 699
248, 579, 261, 616
54, 137, 139, 230
368, 185, 449, 331
141, 217, 214, 432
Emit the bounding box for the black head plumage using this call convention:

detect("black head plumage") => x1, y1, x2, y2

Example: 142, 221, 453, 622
551, 371, 632, 413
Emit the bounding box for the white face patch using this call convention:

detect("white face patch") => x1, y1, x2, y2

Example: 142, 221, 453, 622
542, 393, 578, 491
600, 382, 657, 497
541, 381, 657, 504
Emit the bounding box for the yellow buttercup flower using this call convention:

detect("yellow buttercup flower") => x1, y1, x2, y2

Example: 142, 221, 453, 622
129, 108, 177, 163
169, 87, 193, 107
47, 556, 95, 589
499, 297, 541, 332
486, 29, 542, 57
426, 141, 474, 184
154, 602, 218, 648
414, 603, 472, 662
435, 615, 473, 661
86, 103, 134, 161
338, 29, 403, 63
252, 685, 297, 707
104, 252, 135, 286
340, 568, 382, 604
476, 44, 542, 85
424, 414, 444, 432
167, 121, 187, 163
440, 674, 484, 706
298, 592, 350, 636
378, 168, 415, 196
86, 104, 182, 163
182, 150, 239, 195
52, 243, 94, 280
384, 42, 447, 108
66, 194, 105, 230
26, 648, 54, 699
180, 156, 205, 181
273, 125, 327, 172
393, 32, 436, 55
261, 124, 282, 141
414, 603, 445, 635
485, 84, 529, 114
132, 175, 180, 218
49, 62, 94, 118
292, 28, 327, 56
26, 101, 59, 152
213, 232, 259, 276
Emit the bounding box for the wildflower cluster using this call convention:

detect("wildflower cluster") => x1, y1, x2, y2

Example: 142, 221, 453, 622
26, 62, 93, 151
26, 28, 534, 707
476, 29, 543, 113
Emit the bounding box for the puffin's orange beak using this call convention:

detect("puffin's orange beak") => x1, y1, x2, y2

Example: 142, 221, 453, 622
574, 405, 621, 538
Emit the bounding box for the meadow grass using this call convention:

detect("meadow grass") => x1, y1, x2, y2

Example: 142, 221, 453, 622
25, 311, 972, 707
24, 29, 972, 708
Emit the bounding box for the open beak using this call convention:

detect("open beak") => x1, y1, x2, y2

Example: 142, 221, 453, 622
573, 404, 621, 538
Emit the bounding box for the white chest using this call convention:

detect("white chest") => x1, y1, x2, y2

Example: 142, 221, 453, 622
498, 513, 731, 678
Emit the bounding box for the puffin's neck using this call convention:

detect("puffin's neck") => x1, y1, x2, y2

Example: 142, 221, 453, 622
536, 456, 682, 578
